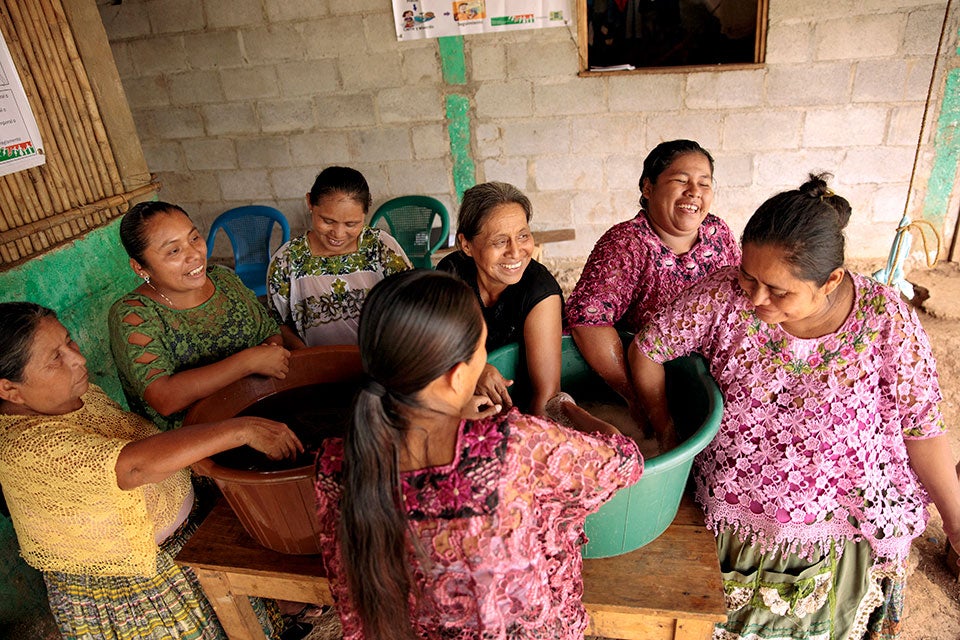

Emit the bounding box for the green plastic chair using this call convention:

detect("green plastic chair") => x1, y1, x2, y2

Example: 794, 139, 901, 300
369, 196, 450, 269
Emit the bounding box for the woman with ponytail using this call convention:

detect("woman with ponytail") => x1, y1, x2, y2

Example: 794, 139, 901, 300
629, 174, 960, 639
314, 270, 642, 639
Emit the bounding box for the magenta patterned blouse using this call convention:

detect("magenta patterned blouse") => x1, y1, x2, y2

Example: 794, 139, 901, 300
314, 409, 642, 639
565, 212, 740, 332
637, 267, 944, 565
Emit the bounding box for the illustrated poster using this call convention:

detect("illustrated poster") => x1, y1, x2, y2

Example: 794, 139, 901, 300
0, 31, 44, 176
394, 0, 571, 40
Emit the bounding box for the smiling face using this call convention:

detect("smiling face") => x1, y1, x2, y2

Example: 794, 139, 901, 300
307, 192, 366, 257
738, 243, 845, 333
641, 152, 714, 252
459, 203, 534, 302
0, 317, 88, 416
133, 210, 208, 297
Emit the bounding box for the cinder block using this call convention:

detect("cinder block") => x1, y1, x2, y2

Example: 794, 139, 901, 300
481, 158, 529, 188
128, 37, 187, 75
350, 128, 413, 162
143, 107, 206, 139
304, 17, 363, 58
765, 62, 852, 106
314, 94, 377, 128
886, 105, 924, 146
534, 155, 604, 191
905, 57, 935, 100
852, 59, 907, 102
206, 0, 264, 29
867, 182, 910, 223
266, 0, 329, 22
364, 13, 405, 53
142, 141, 185, 173
219, 169, 273, 201
98, 3, 151, 40
470, 45, 507, 82
168, 70, 225, 105
506, 40, 578, 79
764, 22, 814, 64
377, 87, 443, 123
475, 123, 503, 158
569, 190, 622, 227
241, 25, 304, 63
711, 187, 752, 234
329, 0, 387, 14
340, 53, 403, 91
111, 41, 137, 79
534, 78, 606, 116
184, 31, 244, 69
608, 74, 684, 113
686, 70, 763, 109
237, 137, 292, 168
802, 106, 888, 147
221, 66, 280, 101
288, 131, 351, 165
182, 138, 238, 170
162, 170, 222, 203
815, 15, 904, 61
475, 81, 534, 119
644, 112, 723, 151
270, 167, 323, 202
277, 60, 340, 96
529, 190, 575, 228
904, 8, 944, 56
571, 116, 644, 156
501, 119, 572, 156
603, 155, 645, 193
411, 124, 448, 160
384, 159, 451, 194
149, 0, 205, 34
259, 99, 316, 133
754, 149, 846, 187
840, 146, 915, 184
121, 75, 170, 109
201, 103, 259, 135
401, 47, 442, 84
710, 152, 755, 188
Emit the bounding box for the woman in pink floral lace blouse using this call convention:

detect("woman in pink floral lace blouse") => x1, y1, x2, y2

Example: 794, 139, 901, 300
566, 140, 740, 419
314, 270, 642, 640
629, 174, 960, 640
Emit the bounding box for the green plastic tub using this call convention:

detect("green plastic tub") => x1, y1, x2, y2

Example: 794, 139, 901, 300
487, 335, 722, 558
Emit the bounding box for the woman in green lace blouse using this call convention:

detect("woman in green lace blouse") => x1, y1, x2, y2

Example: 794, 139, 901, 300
109, 201, 290, 431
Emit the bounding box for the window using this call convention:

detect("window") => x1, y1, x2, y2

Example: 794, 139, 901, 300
577, 0, 768, 74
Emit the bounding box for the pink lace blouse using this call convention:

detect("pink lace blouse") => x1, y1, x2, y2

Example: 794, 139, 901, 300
565, 211, 740, 332
637, 267, 944, 564
315, 409, 642, 639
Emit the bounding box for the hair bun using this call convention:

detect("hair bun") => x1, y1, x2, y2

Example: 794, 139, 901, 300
799, 172, 851, 230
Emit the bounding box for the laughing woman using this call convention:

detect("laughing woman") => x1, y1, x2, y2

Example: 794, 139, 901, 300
437, 182, 563, 416
0, 302, 301, 639
109, 201, 290, 432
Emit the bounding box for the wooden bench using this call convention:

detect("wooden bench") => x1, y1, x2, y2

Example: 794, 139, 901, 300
176, 494, 725, 640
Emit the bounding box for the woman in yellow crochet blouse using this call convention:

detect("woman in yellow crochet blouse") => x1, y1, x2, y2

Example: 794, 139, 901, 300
0, 302, 303, 639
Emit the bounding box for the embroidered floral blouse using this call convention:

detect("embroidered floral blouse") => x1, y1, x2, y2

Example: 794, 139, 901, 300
315, 409, 642, 639
565, 212, 740, 332
637, 267, 944, 565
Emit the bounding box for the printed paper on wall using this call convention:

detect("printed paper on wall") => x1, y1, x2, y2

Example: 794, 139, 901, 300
0, 31, 44, 177
394, 0, 571, 40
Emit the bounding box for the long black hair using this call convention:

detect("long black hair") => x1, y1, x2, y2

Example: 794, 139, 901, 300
338, 270, 484, 640
118, 201, 191, 266
308, 166, 372, 213
742, 172, 852, 286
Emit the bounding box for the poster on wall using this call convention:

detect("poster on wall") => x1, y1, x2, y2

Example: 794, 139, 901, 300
0, 32, 44, 176
393, 0, 571, 40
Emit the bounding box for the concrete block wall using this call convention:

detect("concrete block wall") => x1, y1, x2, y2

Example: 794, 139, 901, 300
99, 0, 952, 262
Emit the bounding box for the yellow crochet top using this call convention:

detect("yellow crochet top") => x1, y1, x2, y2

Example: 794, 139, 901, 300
0, 385, 192, 577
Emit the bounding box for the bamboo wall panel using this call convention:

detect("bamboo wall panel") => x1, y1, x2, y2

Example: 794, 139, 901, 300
0, 0, 156, 268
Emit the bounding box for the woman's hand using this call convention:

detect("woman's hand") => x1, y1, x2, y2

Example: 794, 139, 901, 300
461, 394, 502, 420
236, 416, 304, 460
476, 363, 513, 409
243, 343, 290, 379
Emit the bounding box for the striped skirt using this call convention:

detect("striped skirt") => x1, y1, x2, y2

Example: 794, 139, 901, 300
43, 515, 284, 640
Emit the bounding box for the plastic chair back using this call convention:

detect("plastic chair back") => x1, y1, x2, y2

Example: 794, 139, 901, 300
206, 205, 290, 297
369, 196, 450, 269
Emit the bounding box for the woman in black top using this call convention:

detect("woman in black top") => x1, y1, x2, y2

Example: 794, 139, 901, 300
437, 182, 562, 415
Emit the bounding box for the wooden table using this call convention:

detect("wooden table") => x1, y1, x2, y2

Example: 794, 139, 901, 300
176, 495, 725, 640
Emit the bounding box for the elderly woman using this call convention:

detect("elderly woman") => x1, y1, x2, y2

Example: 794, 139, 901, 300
267, 166, 411, 348
437, 182, 563, 416
565, 140, 739, 418
629, 174, 960, 639
109, 201, 290, 432
0, 302, 303, 639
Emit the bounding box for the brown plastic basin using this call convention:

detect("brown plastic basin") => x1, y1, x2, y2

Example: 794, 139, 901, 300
185, 345, 362, 555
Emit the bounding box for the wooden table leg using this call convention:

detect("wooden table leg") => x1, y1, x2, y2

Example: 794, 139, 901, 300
193, 568, 268, 640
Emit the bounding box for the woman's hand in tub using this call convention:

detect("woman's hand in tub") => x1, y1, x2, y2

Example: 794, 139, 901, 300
243, 343, 291, 379
237, 417, 304, 460
461, 394, 503, 420
476, 363, 513, 409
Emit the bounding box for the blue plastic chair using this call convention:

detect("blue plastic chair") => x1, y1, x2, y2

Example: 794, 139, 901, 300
206, 205, 290, 297
369, 196, 450, 269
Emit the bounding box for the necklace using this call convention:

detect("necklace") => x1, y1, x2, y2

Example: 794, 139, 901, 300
146, 280, 177, 309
